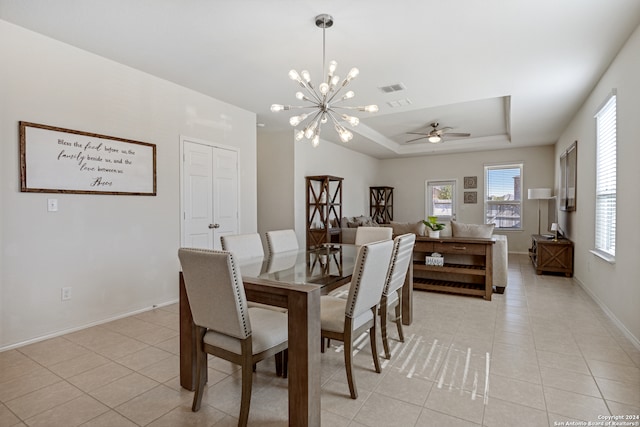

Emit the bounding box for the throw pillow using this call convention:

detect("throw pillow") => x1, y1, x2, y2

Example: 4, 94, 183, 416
390, 221, 426, 236
451, 221, 495, 238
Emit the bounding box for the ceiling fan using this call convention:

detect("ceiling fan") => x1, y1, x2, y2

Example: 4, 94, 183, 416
406, 122, 471, 143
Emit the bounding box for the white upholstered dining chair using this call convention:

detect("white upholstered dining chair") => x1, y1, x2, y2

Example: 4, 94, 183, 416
220, 233, 264, 260
320, 239, 394, 399
177, 248, 288, 426
265, 229, 299, 254
354, 226, 393, 246
379, 233, 415, 359
221, 232, 287, 376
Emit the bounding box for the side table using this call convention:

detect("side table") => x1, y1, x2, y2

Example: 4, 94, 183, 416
529, 234, 574, 277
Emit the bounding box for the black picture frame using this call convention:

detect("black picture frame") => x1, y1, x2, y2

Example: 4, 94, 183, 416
559, 141, 577, 211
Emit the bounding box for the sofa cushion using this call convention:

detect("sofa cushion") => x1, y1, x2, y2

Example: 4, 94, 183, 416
451, 221, 495, 238
390, 221, 425, 236
355, 215, 378, 227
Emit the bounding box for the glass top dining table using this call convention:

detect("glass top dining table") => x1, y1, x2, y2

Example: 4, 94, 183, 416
238, 244, 358, 293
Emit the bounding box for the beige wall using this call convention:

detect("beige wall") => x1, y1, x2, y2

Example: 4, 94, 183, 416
0, 21, 257, 349
257, 130, 295, 237
554, 25, 640, 345
377, 146, 555, 253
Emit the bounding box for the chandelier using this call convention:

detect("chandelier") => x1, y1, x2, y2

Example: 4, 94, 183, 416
271, 14, 378, 147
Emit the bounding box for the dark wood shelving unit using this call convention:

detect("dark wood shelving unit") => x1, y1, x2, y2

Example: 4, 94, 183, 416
369, 186, 393, 224
306, 175, 343, 249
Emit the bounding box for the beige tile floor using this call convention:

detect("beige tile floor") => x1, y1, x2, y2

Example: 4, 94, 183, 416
1, 254, 639, 426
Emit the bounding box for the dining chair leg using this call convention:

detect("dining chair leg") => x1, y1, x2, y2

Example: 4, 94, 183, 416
192, 328, 207, 412
380, 298, 391, 359
369, 308, 382, 374
282, 349, 288, 379
239, 349, 253, 426
343, 325, 358, 399
394, 293, 404, 343
275, 352, 283, 377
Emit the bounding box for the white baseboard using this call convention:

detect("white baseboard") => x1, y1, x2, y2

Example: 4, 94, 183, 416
0, 299, 179, 353
574, 276, 640, 351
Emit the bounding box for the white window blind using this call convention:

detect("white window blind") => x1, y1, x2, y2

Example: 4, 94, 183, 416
594, 93, 616, 257
485, 164, 522, 229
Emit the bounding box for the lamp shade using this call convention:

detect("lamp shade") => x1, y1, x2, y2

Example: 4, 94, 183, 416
551, 223, 559, 231
528, 188, 552, 199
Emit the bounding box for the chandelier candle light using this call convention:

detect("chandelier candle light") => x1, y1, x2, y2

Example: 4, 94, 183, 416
271, 14, 378, 147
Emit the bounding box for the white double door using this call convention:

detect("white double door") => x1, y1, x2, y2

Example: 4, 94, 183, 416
181, 138, 239, 250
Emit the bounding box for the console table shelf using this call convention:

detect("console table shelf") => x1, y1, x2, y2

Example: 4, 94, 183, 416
413, 277, 487, 298
413, 263, 486, 276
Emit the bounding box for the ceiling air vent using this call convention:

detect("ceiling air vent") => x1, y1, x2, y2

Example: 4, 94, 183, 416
378, 83, 406, 93
387, 98, 412, 108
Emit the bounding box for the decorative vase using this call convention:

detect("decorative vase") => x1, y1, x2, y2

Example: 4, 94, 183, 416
428, 230, 440, 238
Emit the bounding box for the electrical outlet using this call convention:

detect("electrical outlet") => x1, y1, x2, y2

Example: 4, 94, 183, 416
47, 199, 58, 212
61, 287, 72, 301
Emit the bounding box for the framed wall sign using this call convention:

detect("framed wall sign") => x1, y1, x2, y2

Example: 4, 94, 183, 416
20, 122, 156, 196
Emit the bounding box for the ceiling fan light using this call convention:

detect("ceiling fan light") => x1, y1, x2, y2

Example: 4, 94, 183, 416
342, 91, 355, 100
342, 114, 359, 126
428, 135, 441, 143
288, 69, 301, 82
289, 113, 307, 126
328, 60, 337, 75
270, 104, 287, 112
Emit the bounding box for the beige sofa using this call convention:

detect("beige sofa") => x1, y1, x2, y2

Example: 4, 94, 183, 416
335, 215, 380, 244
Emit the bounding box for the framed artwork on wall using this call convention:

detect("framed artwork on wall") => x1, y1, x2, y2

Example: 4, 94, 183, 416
463, 176, 477, 189
464, 191, 477, 204
559, 141, 577, 211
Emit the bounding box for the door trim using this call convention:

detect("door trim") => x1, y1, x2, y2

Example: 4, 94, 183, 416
179, 135, 241, 248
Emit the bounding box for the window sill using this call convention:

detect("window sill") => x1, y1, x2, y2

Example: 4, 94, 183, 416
590, 249, 615, 264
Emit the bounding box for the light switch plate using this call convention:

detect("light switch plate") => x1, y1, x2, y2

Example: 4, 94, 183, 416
47, 199, 58, 212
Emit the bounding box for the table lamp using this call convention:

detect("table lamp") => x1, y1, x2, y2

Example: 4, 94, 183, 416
528, 188, 552, 235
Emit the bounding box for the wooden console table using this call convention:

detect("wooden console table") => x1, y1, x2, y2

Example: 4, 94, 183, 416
529, 234, 574, 276
412, 236, 494, 301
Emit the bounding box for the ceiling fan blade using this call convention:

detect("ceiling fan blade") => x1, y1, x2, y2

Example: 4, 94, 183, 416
406, 136, 429, 143
443, 132, 471, 138
405, 132, 430, 136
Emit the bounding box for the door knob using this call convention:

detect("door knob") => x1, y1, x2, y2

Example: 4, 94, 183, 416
208, 223, 220, 229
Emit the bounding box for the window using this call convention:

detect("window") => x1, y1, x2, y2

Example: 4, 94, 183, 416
484, 164, 522, 229
425, 180, 456, 222
594, 92, 616, 259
